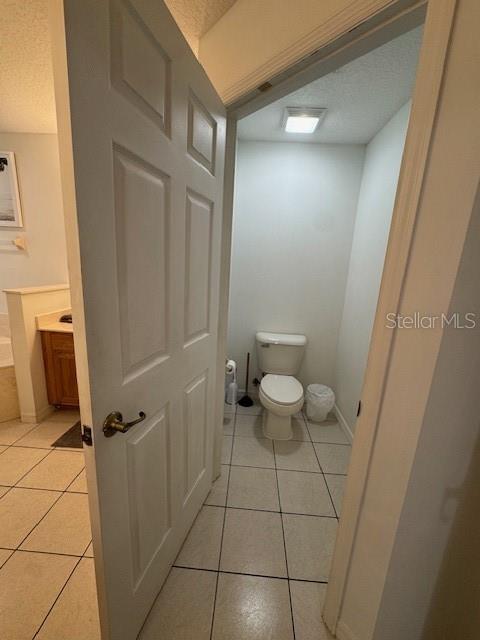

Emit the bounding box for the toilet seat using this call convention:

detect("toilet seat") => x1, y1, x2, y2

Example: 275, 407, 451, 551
260, 374, 303, 406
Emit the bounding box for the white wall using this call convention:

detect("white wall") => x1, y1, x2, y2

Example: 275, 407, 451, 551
336, 0, 480, 634
6, 286, 71, 422
0, 133, 69, 313
333, 102, 410, 432
373, 190, 480, 639
228, 141, 365, 389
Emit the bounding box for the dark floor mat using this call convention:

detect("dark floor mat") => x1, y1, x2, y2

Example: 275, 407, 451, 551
52, 421, 83, 448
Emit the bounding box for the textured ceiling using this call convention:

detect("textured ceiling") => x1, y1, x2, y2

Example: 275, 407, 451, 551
165, 0, 236, 54
1, 4, 420, 140
0, 0, 57, 133
237, 27, 423, 144
0, 0, 236, 134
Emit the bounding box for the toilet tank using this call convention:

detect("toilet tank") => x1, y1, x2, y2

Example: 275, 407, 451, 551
256, 332, 307, 375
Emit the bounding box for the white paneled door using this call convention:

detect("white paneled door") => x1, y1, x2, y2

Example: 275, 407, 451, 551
51, 0, 226, 638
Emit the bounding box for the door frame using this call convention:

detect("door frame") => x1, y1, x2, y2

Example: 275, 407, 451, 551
49, 0, 458, 634
215, 0, 457, 635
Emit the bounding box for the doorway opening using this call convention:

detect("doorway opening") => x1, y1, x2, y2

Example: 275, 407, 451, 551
1, 0, 461, 638
139, 19, 425, 639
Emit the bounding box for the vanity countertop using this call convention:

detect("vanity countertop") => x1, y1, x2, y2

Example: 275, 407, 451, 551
38, 322, 73, 334
36, 308, 73, 334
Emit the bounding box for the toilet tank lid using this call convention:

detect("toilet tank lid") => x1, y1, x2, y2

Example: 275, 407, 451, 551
256, 332, 307, 346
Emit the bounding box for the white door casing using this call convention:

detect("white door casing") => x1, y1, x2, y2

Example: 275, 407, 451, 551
50, 0, 226, 638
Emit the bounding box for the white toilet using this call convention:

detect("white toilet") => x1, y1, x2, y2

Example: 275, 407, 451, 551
256, 331, 307, 440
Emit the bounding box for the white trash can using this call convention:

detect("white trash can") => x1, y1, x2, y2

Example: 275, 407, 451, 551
306, 384, 335, 423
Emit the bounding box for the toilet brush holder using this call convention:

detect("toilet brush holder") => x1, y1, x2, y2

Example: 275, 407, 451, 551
238, 352, 254, 407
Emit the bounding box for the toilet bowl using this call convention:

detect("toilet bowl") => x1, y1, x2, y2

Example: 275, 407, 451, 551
259, 374, 304, 440
255, 331, 307, 440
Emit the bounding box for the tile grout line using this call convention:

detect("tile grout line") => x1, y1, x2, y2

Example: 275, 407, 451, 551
219, 504, 338, 519
0, 415, 91, 635
223, 412, 341, 516
5, 443, 83, 451
306, 412, 350, 522
0, 546, 85, 560
32, 555, 83, 639
10, 448, 56, 488
14, 466, 89, 554
7, 407, 342, 637
139, 407, 238, 639
1, 484, 86, 497
0, 413, 81, 452
209, 405, 236, 640
296, 412, 339, 587
313, 442, 352, 447
323, 476, 340, 519
272, 438, 297, 640
143, 405, 339, 637
171, 564, 330, 585
0, 548, 14, 570
137, 584, 161, 637
232, 413, 351, 446
0, 418, 88, 558
0, 417, 84, 500
0, 421, 40, 453
14, 491, 70, 551
0, 436, 55, 490
83, 540, 93, 559
307, 420, 341, 520
299, 411, 313, 444
228, 462, 347, 476
0, 485, 14, 500
64, 465, 86, 492
234, 434, 313, 442
15, 458, 85, 493
0, 418, 46, 455
80, 537, 93, 557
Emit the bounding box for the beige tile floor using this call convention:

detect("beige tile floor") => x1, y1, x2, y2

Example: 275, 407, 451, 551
139, 400, 350, 639
1, 402, 350, 639
0, 411, 100, 640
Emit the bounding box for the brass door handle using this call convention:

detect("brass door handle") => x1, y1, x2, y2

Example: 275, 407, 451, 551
103, 410, 146, 437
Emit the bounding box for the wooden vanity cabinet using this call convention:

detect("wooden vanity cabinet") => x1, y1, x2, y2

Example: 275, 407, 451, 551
41, 331, 79, 408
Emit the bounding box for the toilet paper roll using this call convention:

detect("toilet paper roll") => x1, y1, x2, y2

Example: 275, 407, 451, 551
225, 359, 236, 376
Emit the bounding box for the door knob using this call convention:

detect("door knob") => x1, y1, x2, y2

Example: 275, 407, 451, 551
103, 410, 146, 437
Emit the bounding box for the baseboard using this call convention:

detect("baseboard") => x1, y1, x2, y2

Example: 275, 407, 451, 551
336, 620, 361, 640
224, 387, 260, 408
334, 403, 354, 443
232, 387, 260, 400
21, 404, 54, 424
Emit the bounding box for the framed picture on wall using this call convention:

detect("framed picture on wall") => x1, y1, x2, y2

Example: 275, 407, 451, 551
0, 151, 23, 228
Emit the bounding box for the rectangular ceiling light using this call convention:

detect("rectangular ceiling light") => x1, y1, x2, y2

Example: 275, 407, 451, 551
283, 107, 327, 134
285, 116, 319, 133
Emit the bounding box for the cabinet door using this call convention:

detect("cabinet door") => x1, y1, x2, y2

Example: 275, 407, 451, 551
42, 332, 79, 408
53, 346, 79, 406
